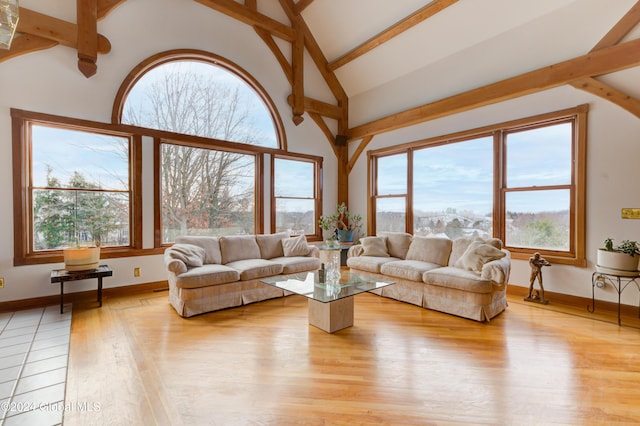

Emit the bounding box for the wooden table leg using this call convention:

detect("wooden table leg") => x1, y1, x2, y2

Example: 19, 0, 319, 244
98, 276, 103, 307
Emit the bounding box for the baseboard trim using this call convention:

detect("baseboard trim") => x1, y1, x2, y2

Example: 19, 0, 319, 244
507, 284, 639, 318
0, 281, 169, 313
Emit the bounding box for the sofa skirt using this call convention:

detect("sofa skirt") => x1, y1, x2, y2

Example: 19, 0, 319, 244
169, 278, 285, 317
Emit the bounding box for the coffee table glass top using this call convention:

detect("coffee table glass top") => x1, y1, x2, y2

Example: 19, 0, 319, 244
260, 271, 394, 303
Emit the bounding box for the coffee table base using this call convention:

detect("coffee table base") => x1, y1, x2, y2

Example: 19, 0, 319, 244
308, 296, 354, 333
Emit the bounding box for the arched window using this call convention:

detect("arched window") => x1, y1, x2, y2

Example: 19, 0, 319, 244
117, 51, 283, 148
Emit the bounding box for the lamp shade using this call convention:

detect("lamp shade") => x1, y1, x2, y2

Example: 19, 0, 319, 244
0, 0, 19, 50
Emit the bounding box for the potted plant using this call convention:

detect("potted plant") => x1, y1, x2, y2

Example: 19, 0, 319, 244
596, 237, 640, 276
318, 202, 363, 243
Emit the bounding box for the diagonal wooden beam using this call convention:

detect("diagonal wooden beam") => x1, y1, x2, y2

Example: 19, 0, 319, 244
348, 37, 640, 141
254, 27, 292, 84
308, 112, 339, 158
194, 0, 295, 41
328, 0, 458, 71
17, 7, 111, 54
590, 0, 640, 52
0, 34, 57, 63
570, 78, 640, 119
347, 136, 374, 174
77, 0, 99, 78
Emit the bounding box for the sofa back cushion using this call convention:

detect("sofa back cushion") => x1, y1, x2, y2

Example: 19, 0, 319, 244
256, 232, 288, 259
175, 236, 222, 265
219, 235, 261, 264
405, 237, 452, 266
378, 232, 412, 259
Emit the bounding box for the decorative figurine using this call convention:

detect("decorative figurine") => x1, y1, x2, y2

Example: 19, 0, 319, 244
525, 252, 551, 304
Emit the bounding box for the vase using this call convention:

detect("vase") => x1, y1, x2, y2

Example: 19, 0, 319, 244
337, 229, 354, 243
596, 249, 640, 276
64, 246, 101, 271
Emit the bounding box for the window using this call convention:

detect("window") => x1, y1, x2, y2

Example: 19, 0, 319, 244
12, 110, 137, 265
272, 155, 322, 239
373, 152, 408, 234
369, 105, 587, 266
160, 142, 257, 242
413, 136, 494, 239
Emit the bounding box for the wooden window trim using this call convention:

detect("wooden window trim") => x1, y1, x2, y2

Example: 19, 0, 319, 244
271, 153, 323, 241
369, 104, 588, 266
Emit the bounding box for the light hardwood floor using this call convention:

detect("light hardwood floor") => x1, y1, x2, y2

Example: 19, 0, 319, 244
63, 288, 640, 425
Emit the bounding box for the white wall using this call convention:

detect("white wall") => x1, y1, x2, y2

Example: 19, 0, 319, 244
0, 0, 337, 302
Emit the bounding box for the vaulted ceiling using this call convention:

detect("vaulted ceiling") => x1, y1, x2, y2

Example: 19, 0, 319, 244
3, 0, 640, 172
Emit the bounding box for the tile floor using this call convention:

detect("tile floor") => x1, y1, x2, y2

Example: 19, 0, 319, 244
0, 305, 71, 426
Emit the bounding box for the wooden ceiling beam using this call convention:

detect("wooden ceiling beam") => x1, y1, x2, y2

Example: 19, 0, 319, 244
590, 0, 640, 51
254, 27, 292, 84
0, 34, 57, 63
77, 0, 99, 78
308, 112, 339, 158
348, 37, 640, 141
570, 78, 640, 119
292, 20, 305, 124
328, 0, 458, 71
286, 95, 342, 119
194, 0, 296, 41
17, 7, 111, 54
347, 135, 373, 174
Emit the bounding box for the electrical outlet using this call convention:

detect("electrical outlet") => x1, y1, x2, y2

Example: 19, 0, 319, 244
0, 277, 4, 288
134, 267, 141, 277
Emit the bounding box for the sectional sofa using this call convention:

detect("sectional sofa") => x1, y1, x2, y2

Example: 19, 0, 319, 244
347, 233, 511, 321
164, 233, 320, 317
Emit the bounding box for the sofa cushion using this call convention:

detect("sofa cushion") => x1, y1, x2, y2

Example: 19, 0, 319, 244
405, 237, 452, 266
455, 241, 506, 273
380, 260, 441, 282
220, 235, 261, 264
174, 264, 240, 289
270, 256, 321, 274
225, 259, 284, 281
256, 232, 288, 259
361, 236, 390, 257
378, 232, 412, 259
175, 236, 222, 265
449, 237, 503, 266
167, 243, 205, 267
423, 266, 494, 294
347, 256, 400, 273
282, 235, 310, 257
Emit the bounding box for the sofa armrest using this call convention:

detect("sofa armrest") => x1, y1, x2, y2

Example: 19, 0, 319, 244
164, 251, 187, 275
481, 249, 511, 285
307, 245, 320, 258
347, 244, 364, 258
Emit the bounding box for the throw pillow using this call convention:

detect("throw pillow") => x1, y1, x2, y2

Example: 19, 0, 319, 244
455, 241, 506, 273
361, 236, 389, 257
282, 235, 310, 257
378, 232, 412, 259
169, 243, 206, 267
256, 232, 288, 259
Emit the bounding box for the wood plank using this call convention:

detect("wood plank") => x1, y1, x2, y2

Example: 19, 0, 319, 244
0, 34, 57, 63
570, 77, 640, 119
63, 288, 640, 425
17, 7, 111, 54
590, 0, 640, 51
328, 0, 458, 71
286, 95, 342, 120
308, 112, 339, 158
77, 0, 99, 78
255, 27, 292, 84
194, 0, 296, 41
347, 37, 640, 141
292, 21, 305, 124
294, 0, 314, 15
97, 0, 127, 20
347, 135, 373, 174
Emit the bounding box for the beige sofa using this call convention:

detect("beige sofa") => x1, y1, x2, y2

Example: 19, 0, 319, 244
347, 233, 511, 322
164, 233, 320, 317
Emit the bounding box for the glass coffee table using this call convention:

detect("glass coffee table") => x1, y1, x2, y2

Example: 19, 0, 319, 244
261, 271, 394, 333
